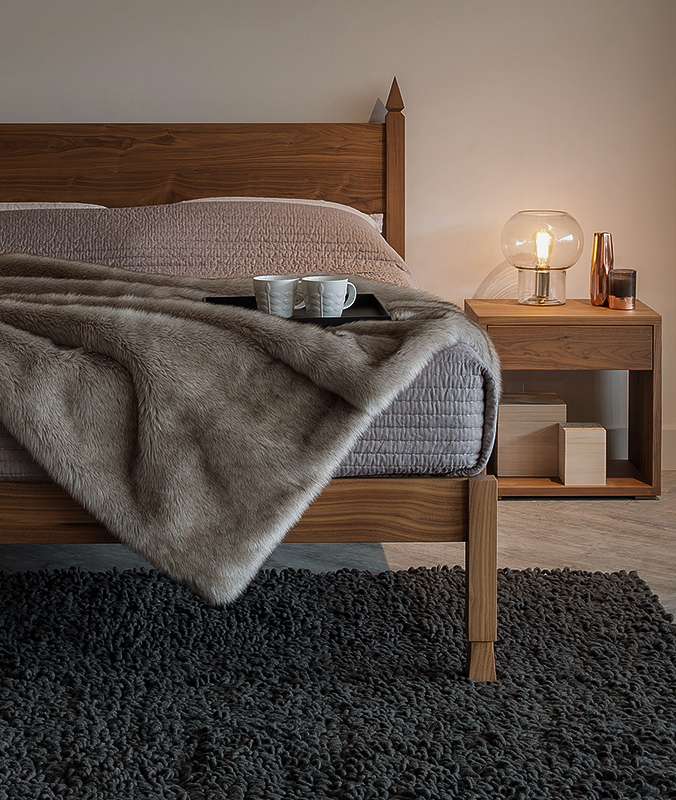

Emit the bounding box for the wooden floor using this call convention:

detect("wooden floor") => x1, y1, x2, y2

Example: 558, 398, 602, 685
1, 471, 674, 617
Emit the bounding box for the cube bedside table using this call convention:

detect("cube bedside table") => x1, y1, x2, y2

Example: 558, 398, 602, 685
464, 298, 661, 498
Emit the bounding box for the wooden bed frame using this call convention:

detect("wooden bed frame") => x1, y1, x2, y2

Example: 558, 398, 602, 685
0, 79, 498, 681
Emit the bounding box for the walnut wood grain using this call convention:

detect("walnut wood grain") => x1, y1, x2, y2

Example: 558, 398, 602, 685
384, 77, 405, 259
0, 477, 470, 545
465, 475, 497, 681
464, 298, 660, 326
286, 476, 468, 543
466, 642, 496, 682
0, 98, 406, 259
464, 297, 662, 499
487, 325, 653, 370
629, 319, 662, 493
495, 474, 658, 497
0, 123, 386, 212
0, 483, 114, 542
466, 475, 498, 641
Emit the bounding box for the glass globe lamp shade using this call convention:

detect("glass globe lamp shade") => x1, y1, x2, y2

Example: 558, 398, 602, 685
500, 210, 584, 305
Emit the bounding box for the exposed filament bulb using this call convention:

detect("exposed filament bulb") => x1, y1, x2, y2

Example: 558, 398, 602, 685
533, 229, 554, 268
532, 229, 554, 302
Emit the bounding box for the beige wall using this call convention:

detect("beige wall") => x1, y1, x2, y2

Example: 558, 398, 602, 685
1, 0, 674, 465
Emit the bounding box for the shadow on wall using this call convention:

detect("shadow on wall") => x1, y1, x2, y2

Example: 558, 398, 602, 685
407, 223, 511, 303
473, 261, 518, 299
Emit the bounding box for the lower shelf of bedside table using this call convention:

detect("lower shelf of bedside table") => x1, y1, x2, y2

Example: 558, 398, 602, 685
495, 460, 658, 498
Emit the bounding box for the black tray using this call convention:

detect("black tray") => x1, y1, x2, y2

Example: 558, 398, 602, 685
204, 293, 391, 326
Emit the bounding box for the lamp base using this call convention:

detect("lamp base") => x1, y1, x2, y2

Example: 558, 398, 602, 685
517, 269, 566, 305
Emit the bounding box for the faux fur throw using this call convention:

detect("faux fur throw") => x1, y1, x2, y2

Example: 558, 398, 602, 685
0, 253, 500, 604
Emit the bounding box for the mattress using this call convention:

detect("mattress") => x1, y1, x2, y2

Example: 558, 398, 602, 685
338, 343, 496, 477
0, 341, 497, 483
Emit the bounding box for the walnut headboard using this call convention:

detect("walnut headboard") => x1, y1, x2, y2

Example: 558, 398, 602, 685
0, 79, 405, 258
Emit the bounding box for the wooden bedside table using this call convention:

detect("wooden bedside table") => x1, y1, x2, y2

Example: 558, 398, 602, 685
464, 298, 662, 498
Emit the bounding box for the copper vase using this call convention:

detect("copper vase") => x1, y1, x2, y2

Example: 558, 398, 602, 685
590, 232, 613, 306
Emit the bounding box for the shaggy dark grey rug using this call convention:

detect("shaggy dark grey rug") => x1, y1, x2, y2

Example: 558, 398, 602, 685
1, 567, 675, 800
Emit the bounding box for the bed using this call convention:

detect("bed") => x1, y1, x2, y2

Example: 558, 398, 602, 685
0, 79, 499, 681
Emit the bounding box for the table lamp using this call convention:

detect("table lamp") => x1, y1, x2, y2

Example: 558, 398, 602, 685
501, 210, 584, 305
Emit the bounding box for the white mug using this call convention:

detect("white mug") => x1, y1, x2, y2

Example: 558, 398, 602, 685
299, 275, 357, 318
252, 275, 299, 318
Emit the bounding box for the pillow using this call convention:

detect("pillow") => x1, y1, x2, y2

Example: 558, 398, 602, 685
0, 200, 416, 287
180, 196, 382, 232
0, 202, 106, 210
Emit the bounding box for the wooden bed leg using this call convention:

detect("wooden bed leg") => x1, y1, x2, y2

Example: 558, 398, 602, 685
466, 642, 495, 682
465, 474, 498, 681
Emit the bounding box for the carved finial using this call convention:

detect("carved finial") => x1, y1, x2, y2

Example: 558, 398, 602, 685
386, 77, 404, 113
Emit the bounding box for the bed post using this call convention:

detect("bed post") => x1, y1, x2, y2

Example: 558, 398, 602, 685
384, 77, 405, 260
465, 474, 498, 681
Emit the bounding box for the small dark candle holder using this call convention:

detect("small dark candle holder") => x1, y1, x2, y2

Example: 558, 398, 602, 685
608, 269, 636, 310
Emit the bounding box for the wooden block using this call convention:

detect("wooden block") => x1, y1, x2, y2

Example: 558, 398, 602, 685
558, 423, 607, 486
496, 394, 566, 477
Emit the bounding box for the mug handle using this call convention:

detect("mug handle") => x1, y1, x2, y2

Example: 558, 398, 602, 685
343, 281, 357, 310
294, 282, 305, 310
